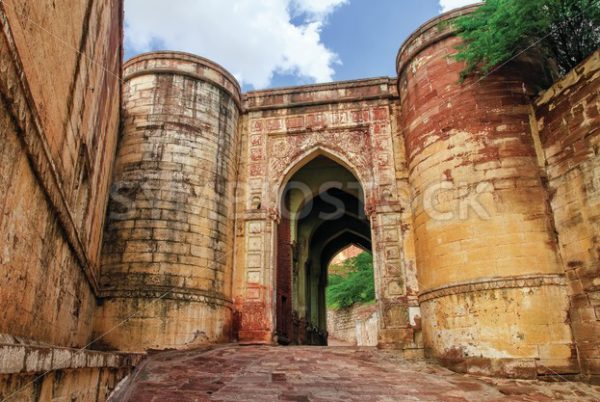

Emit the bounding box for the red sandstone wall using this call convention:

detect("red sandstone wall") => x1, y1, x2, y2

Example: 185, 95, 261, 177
535, 50, 600, 380
0, 0, 122, 347
397, 6, 575, 377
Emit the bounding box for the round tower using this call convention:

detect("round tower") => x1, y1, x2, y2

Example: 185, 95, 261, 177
95, 52, 241, 351
397, 6, 575, 377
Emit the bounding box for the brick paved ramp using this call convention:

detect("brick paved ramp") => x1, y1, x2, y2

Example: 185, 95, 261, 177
113, 346, 600, 402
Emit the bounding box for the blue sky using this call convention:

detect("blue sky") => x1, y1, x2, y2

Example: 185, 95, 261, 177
269, 1, 442, 88
124, 0, 478, 91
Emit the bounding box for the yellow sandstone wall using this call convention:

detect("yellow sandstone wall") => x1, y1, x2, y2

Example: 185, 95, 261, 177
535, 50, 600, 380
397, 6, 576, 377
0, 0, 122, 347
94, 52, 241, 351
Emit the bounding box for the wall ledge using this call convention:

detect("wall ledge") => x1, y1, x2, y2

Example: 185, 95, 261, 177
536, 50, 600, 107
418, 274, 566, 303
0, 334, 144, 375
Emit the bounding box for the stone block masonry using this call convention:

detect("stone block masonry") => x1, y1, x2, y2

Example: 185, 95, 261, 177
327, 304, 379, 346
0, 0, 141, 398
0, 335, 143, 402
535, 50, 600, 381
234, 76, 419, 349
0, 0, 122, 349
95, 52, 241, 351
397, 5, 576, 378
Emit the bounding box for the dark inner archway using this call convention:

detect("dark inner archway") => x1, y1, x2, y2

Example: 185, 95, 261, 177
276, 156, 372, 345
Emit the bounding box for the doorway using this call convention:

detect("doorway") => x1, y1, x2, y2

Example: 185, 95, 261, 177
276, 155, 372, 345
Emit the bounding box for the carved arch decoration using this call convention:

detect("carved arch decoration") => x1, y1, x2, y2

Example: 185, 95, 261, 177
267, 130, 376, 216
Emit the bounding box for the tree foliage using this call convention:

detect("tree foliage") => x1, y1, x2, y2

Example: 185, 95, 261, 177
454, 0, 600, 83
326, 252, 375, 309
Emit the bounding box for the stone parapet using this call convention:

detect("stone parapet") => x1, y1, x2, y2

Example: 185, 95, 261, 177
0, 335, 142, 401
396, 4, 480, 85
244, 77, 397, 111
124, 51, 242, 109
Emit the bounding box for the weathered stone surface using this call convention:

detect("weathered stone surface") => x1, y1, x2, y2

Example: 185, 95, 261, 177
95, 52, 242, 351
0, 339, 143, 401
327, 304, 379, 346
0, 0, 140, 398
0, 0, 121, 346
535, 50, 600, 379
233, 77, 418, 350
1, 368, 132, 402
396, 5, 575, 376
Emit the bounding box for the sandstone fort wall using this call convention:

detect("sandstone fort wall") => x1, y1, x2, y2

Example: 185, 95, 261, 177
535, 50, 600, 380
0, 0, 122, 349
95, 52, 241, 351
396, 5, 576, 377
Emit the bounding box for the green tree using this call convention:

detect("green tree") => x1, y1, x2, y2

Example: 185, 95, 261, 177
326, 252, 375, 309
454, 0, 600, 83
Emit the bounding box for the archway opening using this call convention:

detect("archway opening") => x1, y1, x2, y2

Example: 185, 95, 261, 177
326, 246, 377, 346
276, 155, 372, 345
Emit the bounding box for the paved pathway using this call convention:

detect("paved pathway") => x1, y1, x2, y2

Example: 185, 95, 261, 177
326, 337, 353, 347
114, 345, 600, 402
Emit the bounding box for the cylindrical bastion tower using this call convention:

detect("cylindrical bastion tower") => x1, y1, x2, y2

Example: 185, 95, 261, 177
397, 6, 576, 377
94, 52, 241, 351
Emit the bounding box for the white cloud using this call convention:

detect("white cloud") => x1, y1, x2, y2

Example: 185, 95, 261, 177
125, 0, 348, 89
439, 0, 480, 13
291, 0, 347, 18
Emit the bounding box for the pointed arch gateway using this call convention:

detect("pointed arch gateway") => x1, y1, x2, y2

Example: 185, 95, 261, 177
271, 145, 377, 216
237, 136, 416, 349
275, 152, 377, 345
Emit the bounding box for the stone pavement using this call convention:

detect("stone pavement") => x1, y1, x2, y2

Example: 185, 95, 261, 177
113, 346, 600, 402
325, 338, 353, 347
